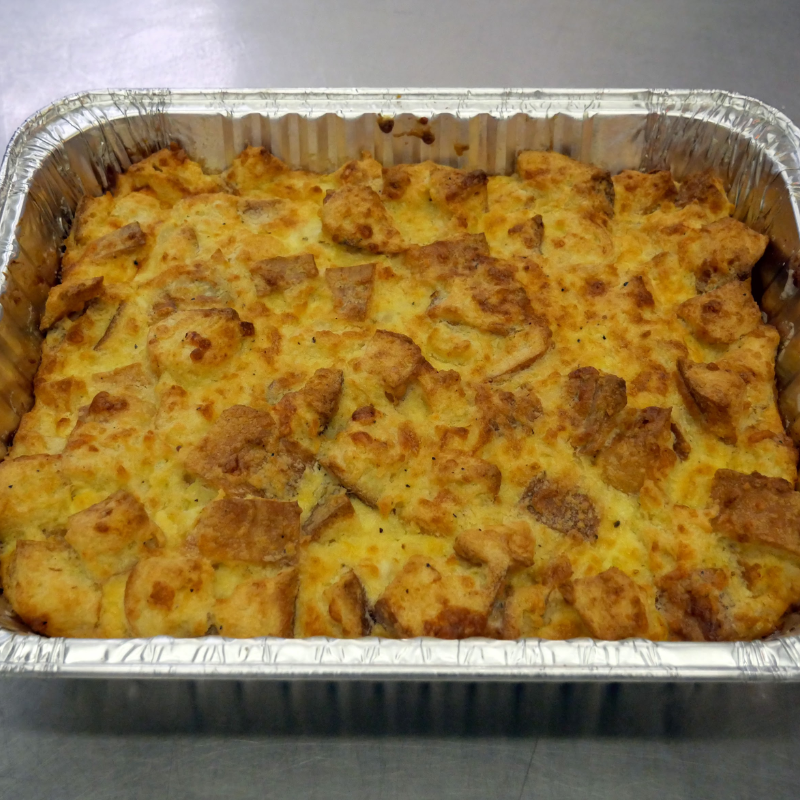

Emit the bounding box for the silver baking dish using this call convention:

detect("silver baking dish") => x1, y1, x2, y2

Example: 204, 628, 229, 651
1, 89, 799, 680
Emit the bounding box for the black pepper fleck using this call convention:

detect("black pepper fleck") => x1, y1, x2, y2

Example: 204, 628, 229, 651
614, 520, 621, 527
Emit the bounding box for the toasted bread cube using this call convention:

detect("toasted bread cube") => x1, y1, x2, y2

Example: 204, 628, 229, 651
677, 278, 762, 344
302, 494, 355, 541
678, 218, 768, 293
507, 215, 544, 251
124, 555, 214, 637
65, 490, 165, 581
224, 146, 289, 192
185, 405, 307, 499
374, 556, 490, 638
429, 166, 488, 226
326, 569, 370, 636
657, 567, 734, 641
4, 540, 100, 637
333, 153, 383, 190
516, 151, 614, 218
215, 569, 299, 638
596, 407, 677, 494
521, 473, 600, 541
0, 455, 70, 540
566, 366, 627, 456
677, 359, 745, 445
454, 522, 535, 574
710, 469, 800, 557
321, 185, 405, 254
325, 263, 376, 321
675, 169, 730, 214
358, 329, 426, 402
193, 497, 301, 566
40, 276, 105, 330
250, 254, 318, 296
612, 170, 676, 215
116, 147, 224, 204
561, 567, 649, 640
404, 233, 490, 279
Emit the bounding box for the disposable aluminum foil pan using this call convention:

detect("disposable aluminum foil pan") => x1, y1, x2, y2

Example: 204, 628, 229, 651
1, 88, 800, 681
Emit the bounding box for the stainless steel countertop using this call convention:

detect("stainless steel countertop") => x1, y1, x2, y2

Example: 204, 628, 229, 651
2, 1, 800, 797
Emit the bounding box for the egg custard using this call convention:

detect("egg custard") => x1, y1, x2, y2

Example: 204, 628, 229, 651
1, 144, 798, 643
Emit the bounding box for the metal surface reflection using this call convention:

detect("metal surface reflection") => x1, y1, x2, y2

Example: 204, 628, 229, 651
0, 680, 798, 799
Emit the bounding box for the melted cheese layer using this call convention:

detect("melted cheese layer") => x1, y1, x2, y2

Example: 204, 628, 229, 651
1, 146, 797, 643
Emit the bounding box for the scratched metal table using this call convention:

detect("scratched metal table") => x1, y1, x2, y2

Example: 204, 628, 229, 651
2, 1, 800, 798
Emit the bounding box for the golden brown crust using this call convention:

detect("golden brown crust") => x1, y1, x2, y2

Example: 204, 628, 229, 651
596, 407, 677, 494
427, 257, 536, 336
429, 166, 488, 226
562, 567, 649, 640
64, 490, 165, 581
454, 523, 535, 573
62, 222, 146, 281
520, 473, 600, 541
567, 366, 628, 456
357, 329, 426, 402
657, 568, 735, 642
192, 497, 301, 565
508, 215, 544, 252
677, 358, 745, 445
677, 278, 762, 344
325, 263, 376, 321
678, 218, 768, 293
41, 276, 105, 330
613, 170, 676, 215
3, 540, 101, 636
321, 185, 405, 253
185, 405, 307, 499
627, 275, 655, 309
675, 169, 729, 213
475, 382, 542, 443
404, 233, 490, 278
274, 368, 344, 453
373, 557, 489, 638
327, 570, 371, 636
250, 254, 318, 296
382, 165, 413, 200
124, 555, 214, 637
215, 569, 298, 638
710, 470, 800, 557
147, 307, 255, 376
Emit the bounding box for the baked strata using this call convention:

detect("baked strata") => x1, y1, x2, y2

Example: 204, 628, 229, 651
0, 143, 797, 642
